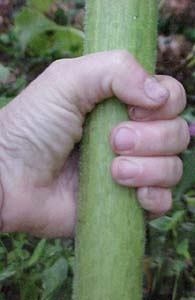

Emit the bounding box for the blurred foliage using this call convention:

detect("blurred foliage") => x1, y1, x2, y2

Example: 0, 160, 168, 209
0, 234, 74, 299
1, 0, 195, 299
0, 0, 84, 109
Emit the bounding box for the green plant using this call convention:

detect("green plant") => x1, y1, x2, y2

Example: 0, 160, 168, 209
74, 1, 158, 299
1, 1, 195, 299
0, 0, 84, 109
0, 234, 74, 300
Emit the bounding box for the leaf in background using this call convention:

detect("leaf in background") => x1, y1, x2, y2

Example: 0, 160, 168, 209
181, 106, 195, 123
29, 26, 83, 57
150, 210, 185, 232
14, 8, 58, 51
0, 268, 16, 281
27, 239, 46, 268
165, 259, 186, 277
28, 0, 55, 12
0, 64, 11, 84
172, 259, 186, 275
176, 239, 191, 260
42, 257, 68, 299
174, 150, 195, 201
0, 96, 12, 108
20, 277, 40, 300
183, 191, 195, 213
14, 7, 84, 56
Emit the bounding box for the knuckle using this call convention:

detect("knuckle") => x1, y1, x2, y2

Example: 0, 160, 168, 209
48, 59, 62, 73
163, 75, 186, 113
112, 50, 134, 66
171, 78, 187, 109
163, 190, 172, 211
166, 200, 172, 212
178, 118, 190, 150
44, 60, 62, 81
137, 186, 172, 213
177, 83, 186, 108
154, 188, 172, 212
46, 59, 69, 80
173, 156, 183, 182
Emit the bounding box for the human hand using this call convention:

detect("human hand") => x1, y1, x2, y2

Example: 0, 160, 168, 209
0, 51, 189, 237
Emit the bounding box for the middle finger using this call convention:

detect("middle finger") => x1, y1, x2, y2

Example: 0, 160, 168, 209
110, 118, 189, 157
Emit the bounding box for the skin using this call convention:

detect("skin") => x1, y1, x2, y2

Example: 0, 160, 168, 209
0, 50, 190, 237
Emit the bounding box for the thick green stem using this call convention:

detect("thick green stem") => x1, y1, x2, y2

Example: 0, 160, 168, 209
74, 1, 157, 299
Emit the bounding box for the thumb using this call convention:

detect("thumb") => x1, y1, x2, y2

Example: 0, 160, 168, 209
44, 50, 170, 114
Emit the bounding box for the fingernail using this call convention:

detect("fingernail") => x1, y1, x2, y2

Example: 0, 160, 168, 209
144, 77, 169, 103
130, 107, 152, 120
117, 159, 141, 180
114, 127, 136, 151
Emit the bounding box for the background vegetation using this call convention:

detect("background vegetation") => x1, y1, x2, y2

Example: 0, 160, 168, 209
0, 0, 195, 299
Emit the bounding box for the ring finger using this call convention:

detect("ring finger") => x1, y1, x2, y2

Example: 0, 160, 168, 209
111, 156, 183, 187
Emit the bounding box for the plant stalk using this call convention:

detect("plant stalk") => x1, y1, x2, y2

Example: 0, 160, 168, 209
74, 1, 158, 299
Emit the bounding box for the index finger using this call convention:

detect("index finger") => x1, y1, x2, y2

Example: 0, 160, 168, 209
128, 75, 186, 121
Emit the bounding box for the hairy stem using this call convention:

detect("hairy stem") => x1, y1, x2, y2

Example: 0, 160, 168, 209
74, 1, 158, 299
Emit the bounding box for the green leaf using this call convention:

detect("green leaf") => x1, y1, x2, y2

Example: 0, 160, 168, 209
174, 150, 195, 201
29, 26, 83, 57
183, 191, 195, 213
150, 210, 185, 232
27, 239, 46, 268
0, 96, 12, 108
28, 0, 55, 12
172, 259, 186, 275
165, 259, 185, 277
176, 239, 191, 260
14, 7, 84, 55
14, 7, 58, 51
0, 64, 11, 84
20, 277, 40, 300
42, 257, 68, 298
0, 268, 16, 281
